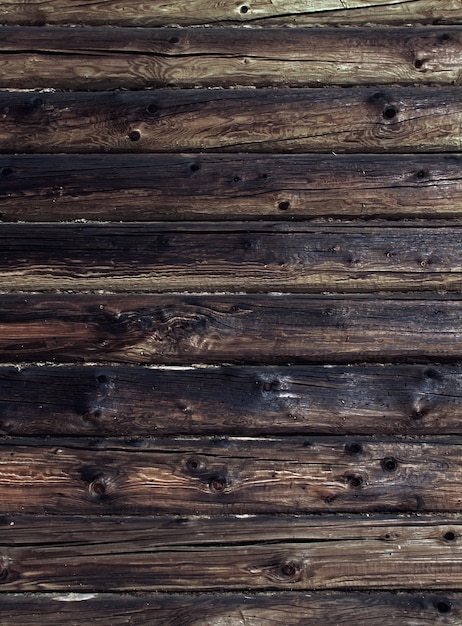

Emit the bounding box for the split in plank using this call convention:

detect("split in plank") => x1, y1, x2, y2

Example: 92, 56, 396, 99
3, 153, 462, 221
0, 0, 459, 27
1, 88, 462, 153
0, 591, 457, 625
1, 363, 461, 437
0, 515, 461, 589
1, 294, 462, 364
0, 436, 462, 514
3, 222, 462, 292
1, 26, 462, 89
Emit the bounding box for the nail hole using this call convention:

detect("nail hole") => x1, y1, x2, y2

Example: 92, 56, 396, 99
0, 568, 9, 582
435, 599, 452, 614
261, 173, 268, 179
97, 375, 108, 384
187, 457, 201, 472
169, 36, 179, 44
410, 409, 425, 420
262, 382, 273, 392
382, 457, 398, 472
346, 474, 363, 488
90, 480, 106, 496
414, 59, 423, 69
146, 103, 159, 114
209, 476, 226, 493
280, 563, 296, 577
417, 169, 429, 178
441, 33, 451, 42
345, 442, 363, 456
128, 130, 141, 141
190, 163, 200, 172
240, 5, 249, 13
93, 409, 102, 418
233, 176, 241, 182
1, 167, 13, 177
444, 530, 457, 542
278, 201, 290, 211
383, 106, 398, 120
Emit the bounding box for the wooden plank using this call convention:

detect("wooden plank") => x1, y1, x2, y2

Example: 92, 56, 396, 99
0, 436, 462, 514
0, 591, 460, 625
0, 515, 461, 590
0, 0, 459, 27
1, 294, 462, 364
2, 364, 462, 437
1, 88, 462, 154
3, 153, 462, 221
3, 222, 462, 292
2, 26, 462, 89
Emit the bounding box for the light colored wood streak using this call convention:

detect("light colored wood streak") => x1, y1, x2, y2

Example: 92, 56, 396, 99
0, 591, 459, 626
1, 364, 461, 436
0, 515, 461, 590
0, 437, 461, 515
1, 154, 461, 221
1, 27, 462, 89
1, 88, 462, 153
0, 0, 460, 26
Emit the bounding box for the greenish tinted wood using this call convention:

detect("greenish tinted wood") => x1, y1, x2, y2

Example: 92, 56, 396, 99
1, 27, 461, 89
2, 153, 461, 221
1, 364, 460, 436
1, 88, 462, 153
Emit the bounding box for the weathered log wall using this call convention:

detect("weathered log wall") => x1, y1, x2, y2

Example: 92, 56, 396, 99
2, 1, 462, 624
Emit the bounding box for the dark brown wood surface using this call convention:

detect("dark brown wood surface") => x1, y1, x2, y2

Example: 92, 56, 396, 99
1, 364, 460, 436
0, 515, 460, 590
3, 222, 462, 292
0, 0, 459, 27
1, 88, 462, 153
3, 153, 462, 221
1, 591, 458, 625
1, 26, 461, 89
1, 294, 462, 364
0, 436, 461, 515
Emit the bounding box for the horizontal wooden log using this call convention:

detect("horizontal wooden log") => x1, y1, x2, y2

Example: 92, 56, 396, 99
3, 222, 462, 292
1, 591, 459, 625
1, 294, 462, 364
1, 88, 462, 153
0, 515, 461, 590
2, 26, 462, 89
3, 153, 462, 221
0, 0, 459, 27
2, 364, 462, 437
0, 436, 462, 514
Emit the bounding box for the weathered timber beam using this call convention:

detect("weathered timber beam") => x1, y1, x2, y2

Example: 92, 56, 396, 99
3, 222, 462, 292
1, 88, 461, 153
0, 436, 461, 514
2, 153, 461, 221
0, 591, 458, 625
1, 364, 460, 437
0, 515, 461, 589
1, 26, 462, 89
0, 0, 459, 27
0, 294, 462, 364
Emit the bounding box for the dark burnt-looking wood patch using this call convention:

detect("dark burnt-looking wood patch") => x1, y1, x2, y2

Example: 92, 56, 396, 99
2, 2, 462, 624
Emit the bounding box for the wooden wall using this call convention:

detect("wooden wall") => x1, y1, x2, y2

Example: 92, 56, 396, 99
1, 1, 462, 623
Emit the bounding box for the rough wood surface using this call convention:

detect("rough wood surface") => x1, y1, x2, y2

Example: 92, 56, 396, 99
1, 294, 462, 364
0, 515, 461, 590
0, 436, 461, 515
2, 364, 461, 437
3, 222, 462, 292
1, 591, 458, 625
1, 88, 462, 154
3, 153, 462, 221
0, 0, 459, 27
1, 26, 462, 89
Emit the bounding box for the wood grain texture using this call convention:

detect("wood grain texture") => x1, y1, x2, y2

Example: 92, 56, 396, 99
0, 0, 459, 27
2, 364, 462, 437
0, 591, 458, 626
3, 153, 462, 221
0, 515, 461, 590
3, 222, 462, 292
1, 88, 462, 154
1, 294, 462, 364
0, 436, 461, 515
2, 26, 462, 89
